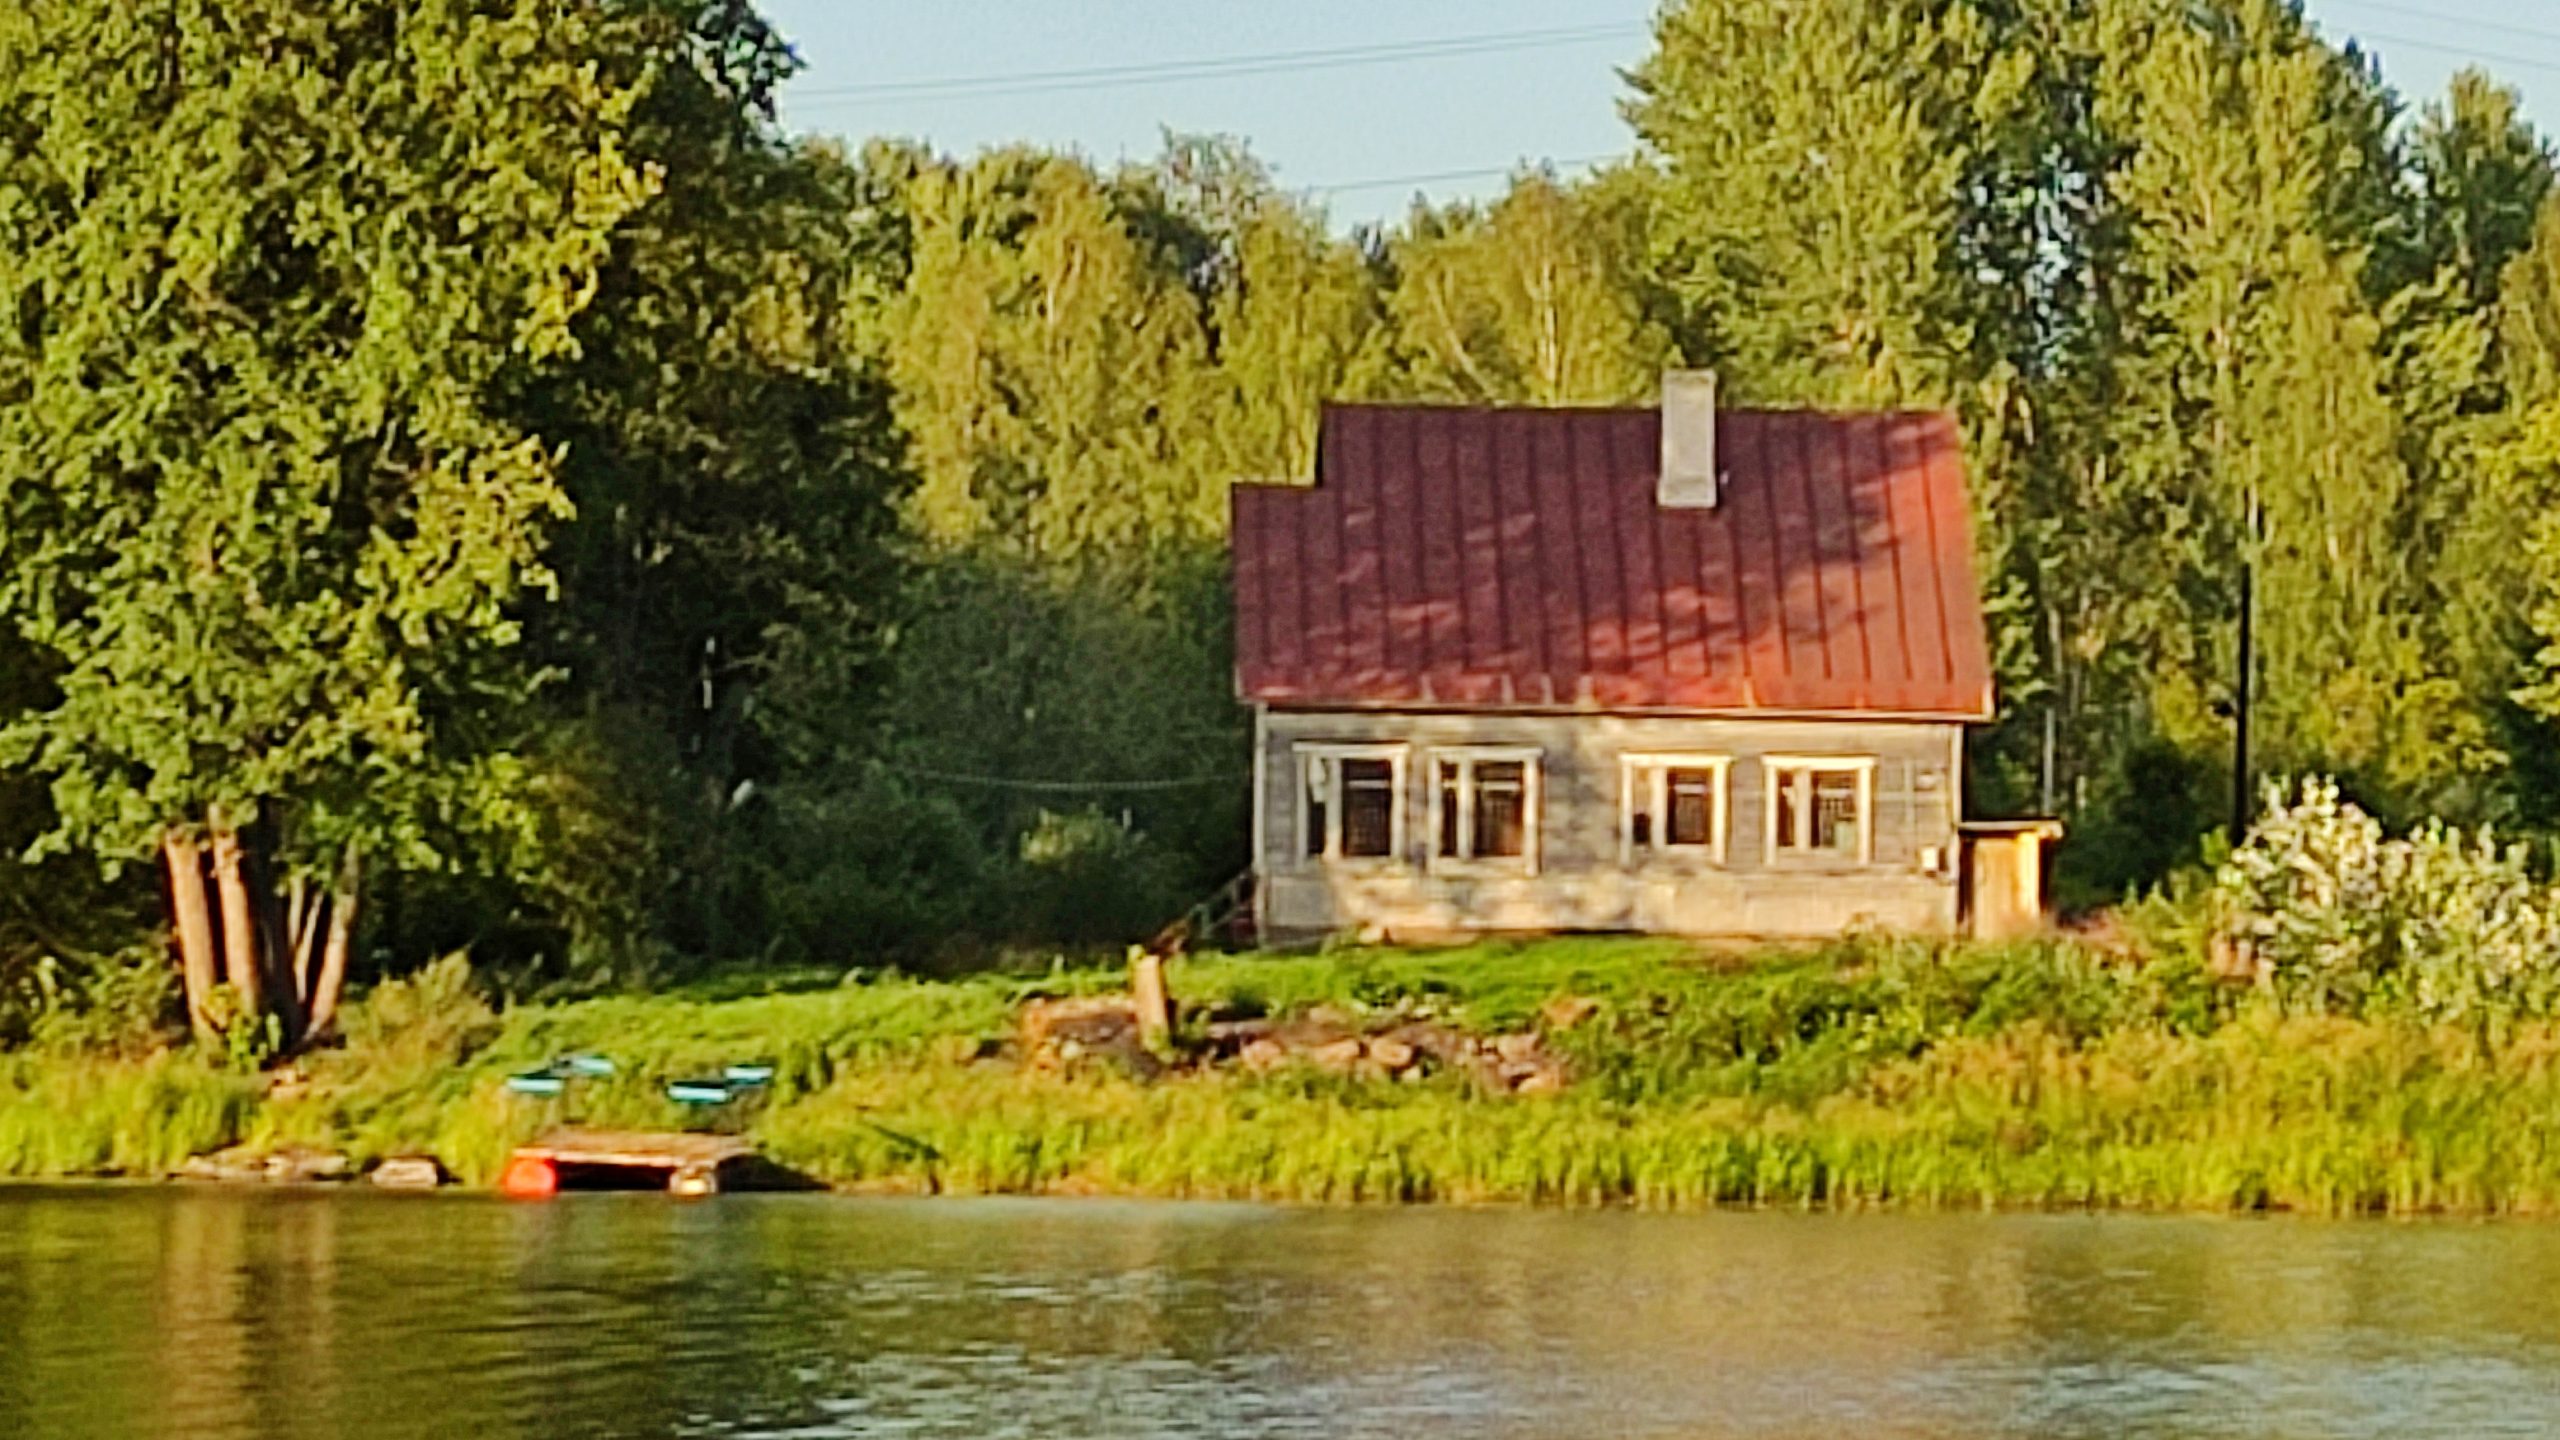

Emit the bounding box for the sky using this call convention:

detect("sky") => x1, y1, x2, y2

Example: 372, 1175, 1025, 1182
759, 1, 2560, 229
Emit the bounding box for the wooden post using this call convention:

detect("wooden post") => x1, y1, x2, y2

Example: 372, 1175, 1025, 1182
2016, 831, 2044, 924
1129, 947, 1172, 1050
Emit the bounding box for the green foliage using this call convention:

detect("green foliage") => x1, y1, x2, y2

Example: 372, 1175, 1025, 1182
16, 937, 2560, 1213
3, 947, 179, 1057
10, 0, 2560, 990
0, 1050, 258, 1177
198, 987, 284, 1074
1631, 0, 2554, 886
2212, 777, 2560, 1022
0, 0, 666, 876
1382, 170, 1676, 405
335, 955, 499, 1073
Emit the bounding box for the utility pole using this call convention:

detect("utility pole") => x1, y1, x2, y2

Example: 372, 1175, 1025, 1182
2230, 482, 2258, 841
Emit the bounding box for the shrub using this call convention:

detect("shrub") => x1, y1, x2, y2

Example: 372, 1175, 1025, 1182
2212, 777, 2560, 1021
334, 953, 500, 1072
7, 945, 180, 1056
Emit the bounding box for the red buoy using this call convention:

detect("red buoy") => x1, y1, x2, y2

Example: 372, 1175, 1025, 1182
500, 1155, 559, 1197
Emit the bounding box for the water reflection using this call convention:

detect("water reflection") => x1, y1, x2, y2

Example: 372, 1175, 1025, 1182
0, 1189, 2556, 1438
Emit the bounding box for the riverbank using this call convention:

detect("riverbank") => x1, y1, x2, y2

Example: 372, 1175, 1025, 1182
9, 934, 2560, 1214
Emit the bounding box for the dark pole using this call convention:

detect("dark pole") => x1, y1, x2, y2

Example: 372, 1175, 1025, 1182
2231, 558, 2252, 838
2230, 483, 2257, 841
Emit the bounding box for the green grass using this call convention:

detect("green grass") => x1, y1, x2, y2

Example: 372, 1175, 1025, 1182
10, 936, 2560, 1214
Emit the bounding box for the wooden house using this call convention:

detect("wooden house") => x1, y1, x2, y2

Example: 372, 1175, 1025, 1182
1229, 373, 2054, 942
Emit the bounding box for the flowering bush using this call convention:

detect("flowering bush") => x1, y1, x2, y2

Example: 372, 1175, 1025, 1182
2211, 778, 2560, 1022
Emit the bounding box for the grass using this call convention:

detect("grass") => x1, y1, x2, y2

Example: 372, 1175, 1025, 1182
11, 935, 2560, 1214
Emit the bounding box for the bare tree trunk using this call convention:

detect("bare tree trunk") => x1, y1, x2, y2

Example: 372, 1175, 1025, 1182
285, 875, 322, 1008
208, 815, 265, 1024
305, 845, 360, 1040
162, 831, 220, 1040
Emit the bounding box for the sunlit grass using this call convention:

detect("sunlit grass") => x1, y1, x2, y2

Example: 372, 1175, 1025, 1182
9, 937, 2560, 1212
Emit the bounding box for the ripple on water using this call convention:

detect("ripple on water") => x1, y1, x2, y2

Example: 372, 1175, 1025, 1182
2, 1194, 2559, 1439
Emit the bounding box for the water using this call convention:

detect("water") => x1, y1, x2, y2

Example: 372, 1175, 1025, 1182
0, 1188, 2556, 1439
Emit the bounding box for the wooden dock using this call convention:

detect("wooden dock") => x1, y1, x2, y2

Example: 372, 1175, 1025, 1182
504, 1129, 813, 1197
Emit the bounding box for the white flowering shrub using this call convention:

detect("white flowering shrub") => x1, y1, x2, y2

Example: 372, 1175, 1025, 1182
2211, 778, 2560, 1021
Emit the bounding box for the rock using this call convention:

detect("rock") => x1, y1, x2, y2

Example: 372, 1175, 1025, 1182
1366, 1036, 1418, 1071
1513, 1067, 1566, 1095
1239, 1038, 1289, 1071
1019, 996, 1138, 1051
1018, 995, 1174, 1080
1385, 1022, 1471, 1064
178, 1143, 350, 1184
265, 1146, 351, 1183
1493, 1032, 1542, 1064
1307, 1037, 1365, 1073
1205, 1018, 1276, 1053
176, 1148, 267, 1183
1539, 995, 1601, 1032
369, 1155, 448, 1189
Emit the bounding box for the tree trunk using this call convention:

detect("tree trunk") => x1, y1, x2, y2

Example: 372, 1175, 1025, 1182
285, 875, 322, 1008
208, 816, 265, 1024
162, 831, 220, 1040
305, 845, 360, 1040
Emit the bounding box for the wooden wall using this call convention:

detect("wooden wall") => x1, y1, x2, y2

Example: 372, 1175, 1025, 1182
1256, 707, 1968, 940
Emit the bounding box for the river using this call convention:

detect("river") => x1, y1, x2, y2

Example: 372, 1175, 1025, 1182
0, 1187, 2555, 1438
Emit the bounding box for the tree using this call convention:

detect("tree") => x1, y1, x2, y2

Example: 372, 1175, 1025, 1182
2096, 0, 2488, 809
504, 16, 909, 970
0, 0, 668, 1045
1630, 0, 2099, 818
1383, 171, 1675, 406
2408, 70, 2553, 313
869, 147, 1220, 567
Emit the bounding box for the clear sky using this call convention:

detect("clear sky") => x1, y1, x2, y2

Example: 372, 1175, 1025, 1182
759, 1, 2559, 229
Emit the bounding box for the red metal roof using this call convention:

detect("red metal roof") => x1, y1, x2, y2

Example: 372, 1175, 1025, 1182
1232, 403, 1994, 719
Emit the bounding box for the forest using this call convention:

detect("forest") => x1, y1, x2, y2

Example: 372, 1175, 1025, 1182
3, 0, 2560, 1049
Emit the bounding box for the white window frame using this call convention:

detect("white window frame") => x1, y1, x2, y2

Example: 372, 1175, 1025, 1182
1762, 755, 1878, 866
1426, 746, 1542, 875
1295, 743, 1409, 867
1619, 753, 1733, 866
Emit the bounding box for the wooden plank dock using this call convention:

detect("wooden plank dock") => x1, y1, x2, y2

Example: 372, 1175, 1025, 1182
504, 1129, 813, 1197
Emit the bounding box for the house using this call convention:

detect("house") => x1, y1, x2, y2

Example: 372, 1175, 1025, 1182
1229, 372, 2055, 943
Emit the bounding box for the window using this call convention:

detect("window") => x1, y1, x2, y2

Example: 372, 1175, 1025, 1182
1621, 755, 1731, 864
1428, 748, 1541, 871
1764, 757, 1876, 864
1297, 746, 1406, 863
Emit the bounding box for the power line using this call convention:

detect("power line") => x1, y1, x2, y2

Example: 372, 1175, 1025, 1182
2323, 0, 2560, 52
1305, 155, 1620, 198
784, 23, 1646, 108
2342, 27, 2560, 80
871, 758, 1237, 793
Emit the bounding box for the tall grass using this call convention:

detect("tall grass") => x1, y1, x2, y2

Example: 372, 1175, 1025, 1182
0, 1051, 259, 1176
11, 937, 2560, 1213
